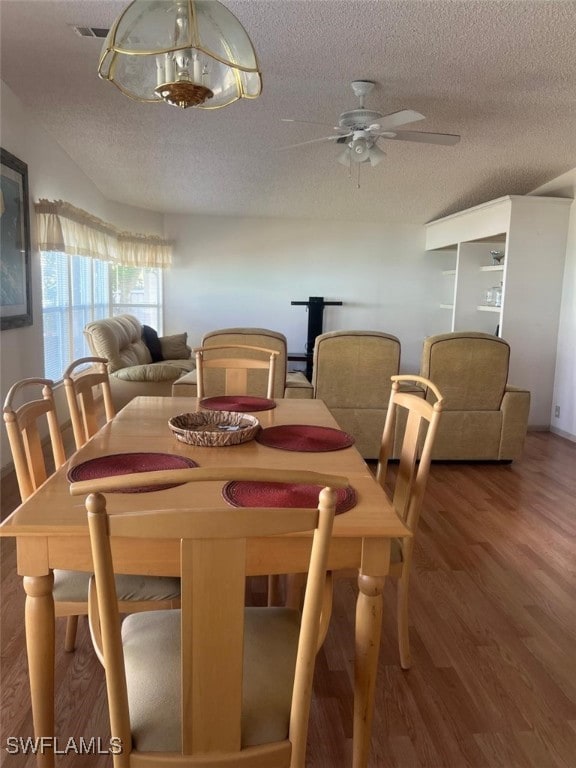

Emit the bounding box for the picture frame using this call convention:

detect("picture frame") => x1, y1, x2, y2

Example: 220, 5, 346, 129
1, 148, 32, 330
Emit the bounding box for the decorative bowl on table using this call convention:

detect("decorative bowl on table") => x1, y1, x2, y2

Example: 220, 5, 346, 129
168, 410, 260, 447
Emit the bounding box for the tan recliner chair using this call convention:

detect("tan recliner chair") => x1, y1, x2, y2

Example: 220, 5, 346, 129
171, 327, 313, 398
312, 330, 401, 459
416, 331, 530, 461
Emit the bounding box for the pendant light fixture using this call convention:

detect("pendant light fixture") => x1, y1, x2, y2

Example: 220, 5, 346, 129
98, 0, 262, 109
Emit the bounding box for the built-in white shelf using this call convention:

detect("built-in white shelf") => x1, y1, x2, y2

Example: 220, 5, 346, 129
426, 194, 573, 426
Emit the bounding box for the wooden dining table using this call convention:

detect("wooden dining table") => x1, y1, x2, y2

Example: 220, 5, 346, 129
0, 395, 410, 768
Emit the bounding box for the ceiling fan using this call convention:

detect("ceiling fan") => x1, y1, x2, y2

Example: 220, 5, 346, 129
280, 80, 460, 170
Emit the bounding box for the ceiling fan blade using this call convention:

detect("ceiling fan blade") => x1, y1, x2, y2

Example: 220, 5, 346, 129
281, 118, 338, 128
375, 109, 426, 132
277, 134, 349, 150
384, 130, 461, 145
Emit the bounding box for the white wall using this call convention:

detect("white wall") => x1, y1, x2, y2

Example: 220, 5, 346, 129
164, 192, 575, 440
530, 171, 576, 440
0, 81, 165, 469
162, 214, 448, 375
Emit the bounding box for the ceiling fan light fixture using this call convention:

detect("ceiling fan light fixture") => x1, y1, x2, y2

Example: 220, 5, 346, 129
98, 0, 262, 109
368, 143, 386, 166
349, 135, 370, 162
337, 148, 352, 167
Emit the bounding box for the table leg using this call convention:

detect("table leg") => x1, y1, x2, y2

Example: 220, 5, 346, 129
353, 572, 385, 768
24, 573, 55, 768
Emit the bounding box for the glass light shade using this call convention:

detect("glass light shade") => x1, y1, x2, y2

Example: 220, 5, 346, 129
98, 0, 262, 109
350, 137, 370, 162
368, 144, 385, 166
338, 140, 385, 167
337, 148, 352, 167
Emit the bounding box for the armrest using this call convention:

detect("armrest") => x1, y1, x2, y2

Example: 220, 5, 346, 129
499, 386, 531, 459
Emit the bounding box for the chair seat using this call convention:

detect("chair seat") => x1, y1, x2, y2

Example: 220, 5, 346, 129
53, 570, 180, 603
122, 606, 301, 752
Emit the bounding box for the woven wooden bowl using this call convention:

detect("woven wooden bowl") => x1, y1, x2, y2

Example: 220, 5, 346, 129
168, 411, 260, 447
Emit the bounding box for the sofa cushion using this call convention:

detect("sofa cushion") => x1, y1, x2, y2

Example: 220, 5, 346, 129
160, 333, 191, 361
142, 325, 164, 363
84, 314, 152, 372
113, 363, 192, 383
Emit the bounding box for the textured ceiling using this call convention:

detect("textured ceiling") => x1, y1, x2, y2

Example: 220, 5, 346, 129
1, 0, 576, 224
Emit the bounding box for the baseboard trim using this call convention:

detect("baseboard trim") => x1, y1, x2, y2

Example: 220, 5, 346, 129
549, 426, 576, 443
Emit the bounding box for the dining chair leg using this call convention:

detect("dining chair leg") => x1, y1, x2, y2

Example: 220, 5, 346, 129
64, 615, 79, 653
397, 575, 412, 669
267, 574, 283, 606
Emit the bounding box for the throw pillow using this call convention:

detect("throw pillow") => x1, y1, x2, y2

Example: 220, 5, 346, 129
159, 332, 191, 360
142, 325, 164, 363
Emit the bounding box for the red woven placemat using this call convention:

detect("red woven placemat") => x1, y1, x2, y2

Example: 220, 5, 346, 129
222, 481, 357, 515
255, 424, 355, 452
67, 453, 198, 493
200, 395, 276, 412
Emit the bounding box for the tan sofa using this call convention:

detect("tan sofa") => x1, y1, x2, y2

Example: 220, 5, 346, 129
312, 330, 401, 459
84, 315, 195, 410
413, 331, 530, 461
171, 327, 313, 399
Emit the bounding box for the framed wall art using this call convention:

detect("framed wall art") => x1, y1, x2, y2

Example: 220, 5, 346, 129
1, 148, 32, 330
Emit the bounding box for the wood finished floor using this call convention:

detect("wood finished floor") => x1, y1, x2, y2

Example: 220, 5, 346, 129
1, 431, 575, 767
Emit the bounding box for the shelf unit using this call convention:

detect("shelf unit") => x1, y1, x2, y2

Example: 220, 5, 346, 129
425, 195, 571, 426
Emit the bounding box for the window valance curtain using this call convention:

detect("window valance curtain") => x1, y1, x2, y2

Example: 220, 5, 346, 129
35, 199, 173, 268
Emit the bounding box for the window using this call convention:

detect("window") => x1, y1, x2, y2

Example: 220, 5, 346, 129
40, 251, 162, 381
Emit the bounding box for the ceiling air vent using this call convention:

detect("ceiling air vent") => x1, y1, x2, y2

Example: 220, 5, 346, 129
73, 26, 109, 38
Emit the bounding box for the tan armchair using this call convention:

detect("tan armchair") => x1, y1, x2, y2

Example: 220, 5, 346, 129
416, 331, 530, 461
312, 330, 401, 459
171, 327, 313, 399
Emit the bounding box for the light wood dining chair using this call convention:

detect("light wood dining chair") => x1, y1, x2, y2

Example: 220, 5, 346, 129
63, 356, 116, 450
194, 344, 280, 400
376, 374, 444, 669
3, 378, 180, 653
71, 466, 347, 768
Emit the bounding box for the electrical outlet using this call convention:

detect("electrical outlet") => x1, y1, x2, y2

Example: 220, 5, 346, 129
554, 405, 560, 418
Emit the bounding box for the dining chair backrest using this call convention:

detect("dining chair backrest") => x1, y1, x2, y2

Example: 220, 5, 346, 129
375, 374, 443, 670
202, 327, 289, 398
71, 466, 347, 768
194, 344, 280, 400
3, 378, 67, 501
377, 375, 443, 532
63, 356, 116, 450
